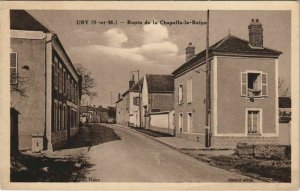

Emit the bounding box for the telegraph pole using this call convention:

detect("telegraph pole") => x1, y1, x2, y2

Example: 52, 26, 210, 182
131, 70, 142, 128
205, 10, 211, 147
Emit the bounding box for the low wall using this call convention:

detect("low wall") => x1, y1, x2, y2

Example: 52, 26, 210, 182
212, 136, 279, 149
279, 122, 291, 145
51, 130, 67, 150
149, 111, 174, 136
235, 142, 291, 160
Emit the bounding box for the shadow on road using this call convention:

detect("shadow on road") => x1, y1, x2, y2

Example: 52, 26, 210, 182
63, 124, 121, 150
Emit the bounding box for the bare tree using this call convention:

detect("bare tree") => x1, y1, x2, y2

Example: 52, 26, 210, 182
75, 64, 97, 105
10, 72, 29, 98
278, 77, 290, 97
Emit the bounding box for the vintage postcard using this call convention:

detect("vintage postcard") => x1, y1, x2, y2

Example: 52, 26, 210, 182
0, 1, 299, 190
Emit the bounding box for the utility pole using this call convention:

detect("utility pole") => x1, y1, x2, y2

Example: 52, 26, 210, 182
205, 9, 211, 147
131, 70, 142, 128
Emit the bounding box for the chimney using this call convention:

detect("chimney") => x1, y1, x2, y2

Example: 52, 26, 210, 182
248, 19, 263, 48
129, 75, 135, 89
186, 42, 195, 61
118, 93, 121, 100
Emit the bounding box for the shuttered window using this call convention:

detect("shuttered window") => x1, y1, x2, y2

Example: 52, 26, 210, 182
187, 80, 192, 103
261, 73, 268, 96
10, 53, 18, 84
178, 84, 184, 104
241, 72, 247, 96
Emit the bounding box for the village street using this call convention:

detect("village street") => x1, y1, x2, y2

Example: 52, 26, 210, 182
76, 124, 253, 182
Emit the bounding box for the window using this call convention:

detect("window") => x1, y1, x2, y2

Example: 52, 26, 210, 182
53, 56, 59, 89
178, 84, 184, 104
247, 109, 261, 134
187, 80, 192, 103
133, 96, 140, 106
241, 72, 268, 98
58, 103, 61, 131
186, 112, 193, 133
178, 113, 183, 133
10, 53, 18, 84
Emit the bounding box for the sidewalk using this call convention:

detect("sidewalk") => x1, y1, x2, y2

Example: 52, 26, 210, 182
111, 123, 228, 151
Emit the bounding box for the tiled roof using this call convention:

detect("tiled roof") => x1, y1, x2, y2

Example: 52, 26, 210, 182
172, 35, 282, 76
121, 79, 142, 97
10, 10, 51, 32
145, 74, 174, 93
279, 97, 291, 108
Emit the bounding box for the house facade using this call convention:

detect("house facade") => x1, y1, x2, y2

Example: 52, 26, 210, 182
10, 10, 81, 151
141, 75, 174, 133
172, 19, 282, 148
116, 78, 142, 127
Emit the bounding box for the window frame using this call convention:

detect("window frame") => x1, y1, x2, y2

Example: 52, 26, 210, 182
186, 112, 193, 134
178, 113, 183, 133
187, 79, 193, 104
245, 108, 262, 135
10, 52, 18, 85
241, 70, 268, 98
178, 83, 184, 105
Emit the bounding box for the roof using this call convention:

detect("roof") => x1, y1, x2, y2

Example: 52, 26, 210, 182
172, 34, 282, 76
121, 79, 143, 97
10, 10, 51, 32
279, 97, 291, 108
145, 74, 174, 93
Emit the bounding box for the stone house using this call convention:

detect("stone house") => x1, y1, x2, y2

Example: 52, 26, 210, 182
172, 19, 282, 148
116, 77, 142, 127
10, 10, 81, 151
141, 74, 174, 131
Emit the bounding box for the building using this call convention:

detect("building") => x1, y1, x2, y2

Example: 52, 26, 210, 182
172, 19, 282, 148
10, 10, 81, 151
79, 105, 101, 124
141, 74, 174, 133
116, 77, 142, 127
278, 97, 291, 145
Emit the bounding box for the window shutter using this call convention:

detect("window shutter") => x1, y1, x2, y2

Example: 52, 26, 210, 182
241, 72, 247, 96
261, 73, 268, 96
187, 80, 192, 103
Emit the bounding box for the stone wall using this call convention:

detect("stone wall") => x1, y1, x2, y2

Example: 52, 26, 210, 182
235, 142, 291, 160
212, 136, 279, 149
51, 130, 67, 150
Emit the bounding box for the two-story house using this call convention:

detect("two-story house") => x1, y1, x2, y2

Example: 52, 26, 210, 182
116, 76, 142, 127
172, 19, 282, 148
10, 10, 81, 151
141, 74, 174, 131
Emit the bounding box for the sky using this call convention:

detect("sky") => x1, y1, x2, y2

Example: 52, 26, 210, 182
28, 10, 291, 107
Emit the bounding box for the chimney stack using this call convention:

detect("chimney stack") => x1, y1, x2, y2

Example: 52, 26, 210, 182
118, 93, 121, 100
186, 42, 195, 61
248, 19, 263, 48
129, 75, 135, 89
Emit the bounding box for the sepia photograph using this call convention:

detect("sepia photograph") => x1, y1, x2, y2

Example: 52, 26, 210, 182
0, 1, 299, 190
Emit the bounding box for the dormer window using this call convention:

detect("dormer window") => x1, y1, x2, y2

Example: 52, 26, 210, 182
241, 71, 268, 98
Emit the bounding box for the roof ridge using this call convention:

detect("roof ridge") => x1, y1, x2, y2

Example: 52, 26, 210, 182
212, 34, 232, 50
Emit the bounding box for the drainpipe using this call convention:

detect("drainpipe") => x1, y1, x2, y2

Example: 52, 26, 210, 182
44, 33, 57, 151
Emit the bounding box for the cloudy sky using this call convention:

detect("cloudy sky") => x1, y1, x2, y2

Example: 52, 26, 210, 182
28, 10, 291, 107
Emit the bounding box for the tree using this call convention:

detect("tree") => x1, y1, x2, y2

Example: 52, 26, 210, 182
75, 64, 97, 105
278, 77, 290, 97
10, 72, 29, 98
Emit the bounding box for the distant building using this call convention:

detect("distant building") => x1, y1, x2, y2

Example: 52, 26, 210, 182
172, 19, 282, 148
116, 77, 142, 127
141, 74, 174, 134
279, 97, 291, 123
10, 10, 81, 151
79, 105, 101, 124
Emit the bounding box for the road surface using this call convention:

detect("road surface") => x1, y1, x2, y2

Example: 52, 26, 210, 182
82, 124, 254, 182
